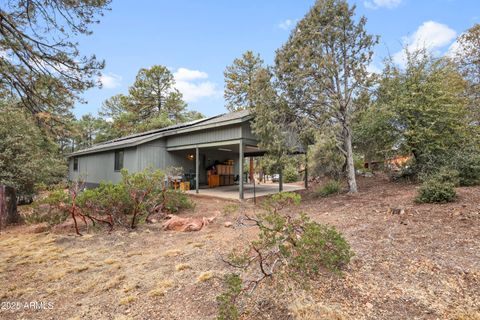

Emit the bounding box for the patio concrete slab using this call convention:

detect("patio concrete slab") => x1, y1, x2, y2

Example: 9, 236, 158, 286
186, 183, 304, 200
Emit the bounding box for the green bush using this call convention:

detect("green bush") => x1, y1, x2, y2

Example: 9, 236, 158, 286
222, 203, 239, 216
25, 207, 69, 226
283, 165, 299, 183
259, 193, 353, 274
292, 216, 353, 274
220, 192, 354, 315
455, 153, 480, 186
164, 189, 195, 213
30, 168, 195, 231
227, 192, 353, 277
216, 274, 242, 320
26, 189, 71, 226
416, 173, 456, 203
419, 166, 460, 186
76, 181, 132, 225
309, 133, 345, 180
315, 180, 342, 197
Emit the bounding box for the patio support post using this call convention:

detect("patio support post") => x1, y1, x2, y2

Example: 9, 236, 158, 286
239, 141, 244, 200
195, 146, 199, 194
279, 165, 283, 192
305, 150, 308, 189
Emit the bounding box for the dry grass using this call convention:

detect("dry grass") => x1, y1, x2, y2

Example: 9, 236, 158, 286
163, 249, 181, 257
451, 311, 480, 320
148, 279, 175, 297
222, 203, 239, 216
75, 265, 90, 272
104, 258, 119, 265
119, 295, 136, 305
289, 296, 346, 320
175, 263, 192, 271
196, 271, 214, 283
1, 179, 479, 319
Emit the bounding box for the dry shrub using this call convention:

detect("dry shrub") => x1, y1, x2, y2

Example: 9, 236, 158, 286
289, 296, 345, 320
451, 311, 480, 320
175, 263, 191, 271
163, 249, 181, 257
119, 295, 136, 305
197, 271, 214, 283
148, 279, 174, 297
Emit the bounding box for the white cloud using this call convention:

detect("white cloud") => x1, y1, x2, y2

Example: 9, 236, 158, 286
172, 67, 219, 103
393, 21, 457, 66
367, 63, 382, 75
278, 19, 294, 30
364, 0, 402, 9
173, 67, 208, 81
446, 39, 461, 57
99, 73, 122, 89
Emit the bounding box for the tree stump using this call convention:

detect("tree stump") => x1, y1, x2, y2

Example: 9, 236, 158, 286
0, 185, 19, 229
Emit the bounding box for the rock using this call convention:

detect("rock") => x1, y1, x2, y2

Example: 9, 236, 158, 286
31, 222, 49, 233
162, 214, 216, 232
224, 222, 233, 228
366, 302, 373, 309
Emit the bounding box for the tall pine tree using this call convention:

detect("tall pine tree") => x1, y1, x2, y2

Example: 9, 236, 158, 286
275, 0, 378, 192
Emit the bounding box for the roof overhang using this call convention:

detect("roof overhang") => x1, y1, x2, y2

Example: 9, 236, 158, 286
68, 112, 253, 158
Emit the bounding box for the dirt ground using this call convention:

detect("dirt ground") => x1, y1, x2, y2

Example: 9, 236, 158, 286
0, 175, 479, 320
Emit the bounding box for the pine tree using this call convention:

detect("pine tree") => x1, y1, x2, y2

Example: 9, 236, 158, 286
0, 0, 108, 115
224, 51, 264, 112
275, 0, 378, 193
452, 24, 480, 123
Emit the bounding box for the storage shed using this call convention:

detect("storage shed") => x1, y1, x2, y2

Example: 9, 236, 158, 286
68, 110, 274, 199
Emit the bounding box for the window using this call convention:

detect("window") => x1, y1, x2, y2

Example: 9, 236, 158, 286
73, 157, 78, 171
114, 150, 124, 171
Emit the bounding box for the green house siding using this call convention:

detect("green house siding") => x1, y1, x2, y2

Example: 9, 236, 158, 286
166, 125, 242, 149
69, 147, 137, 185
136, 139, 167, 171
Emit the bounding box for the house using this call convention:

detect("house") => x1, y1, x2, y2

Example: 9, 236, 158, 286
68, 110, 277, 199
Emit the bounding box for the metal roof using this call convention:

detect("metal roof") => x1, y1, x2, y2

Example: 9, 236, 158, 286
68, 109, 252, 157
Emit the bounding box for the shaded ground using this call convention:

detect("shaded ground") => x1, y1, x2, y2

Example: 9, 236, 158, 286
187, 181, 304, 200
0, 176, 479, 319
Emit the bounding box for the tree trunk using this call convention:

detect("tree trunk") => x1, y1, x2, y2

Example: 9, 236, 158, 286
344, 128, 358, 193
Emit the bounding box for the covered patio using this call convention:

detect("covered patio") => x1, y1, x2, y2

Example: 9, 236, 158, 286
167, 140, 264, 200
162, 110, 307, 200
186, 182, 304, 200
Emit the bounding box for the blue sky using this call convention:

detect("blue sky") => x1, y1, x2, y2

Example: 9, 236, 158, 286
74, 0, 480, 118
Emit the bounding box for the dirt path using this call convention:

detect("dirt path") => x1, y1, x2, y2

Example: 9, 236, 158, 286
0, 176, 478, 319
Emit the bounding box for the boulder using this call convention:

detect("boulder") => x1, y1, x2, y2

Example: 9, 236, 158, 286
162, 214, 216, 232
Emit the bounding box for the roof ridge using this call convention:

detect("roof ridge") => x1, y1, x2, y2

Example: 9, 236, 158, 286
68, 110, 251, 157
95, 115, 220, 146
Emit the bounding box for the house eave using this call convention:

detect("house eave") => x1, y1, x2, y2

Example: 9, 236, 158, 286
67, 113, 254, 158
